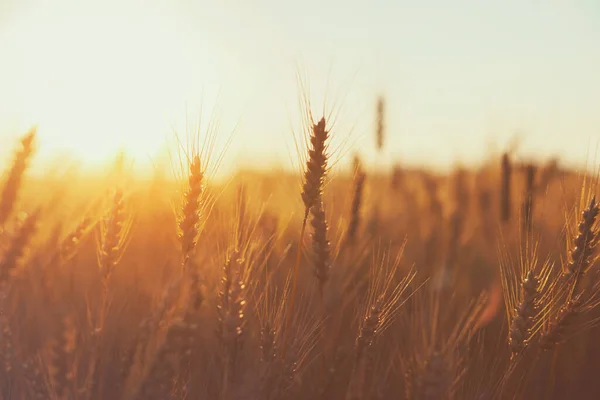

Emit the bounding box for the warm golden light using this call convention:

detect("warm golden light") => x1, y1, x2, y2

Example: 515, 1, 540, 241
0, 0, 223, 171
2, 2, 600, 399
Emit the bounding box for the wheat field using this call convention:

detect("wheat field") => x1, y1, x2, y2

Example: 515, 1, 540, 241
0, 110, 598, 400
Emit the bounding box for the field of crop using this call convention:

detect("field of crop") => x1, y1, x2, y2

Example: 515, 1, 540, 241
0, 109, 598, 400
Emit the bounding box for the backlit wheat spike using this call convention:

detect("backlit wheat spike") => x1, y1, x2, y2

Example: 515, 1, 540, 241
217, 251, 247, 390
0, 210, 39, 283
0, 128, 35, 227
98, 189, 126, 284
539, 279, 600, 350
58, 216, 93, 264
500, 241, 554, 360
355, 300, 381, 365
508, 270, 539, 356
301, 117, 329, 214
177, 155, 205, 314
285, 116, 330, 358
347, 255, 416, 400
178, 154, 204, 271
347, 300, 381, 400
564, 196, 599, 280
86, 189, 128, 397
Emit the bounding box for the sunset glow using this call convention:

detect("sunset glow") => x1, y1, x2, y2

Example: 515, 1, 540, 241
1, 0, 600, 173
3, 2, 600, 398
0, 0, 229, 171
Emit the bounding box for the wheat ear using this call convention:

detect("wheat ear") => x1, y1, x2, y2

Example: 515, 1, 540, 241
0, 129, 35, 227
285, 117, 329, 357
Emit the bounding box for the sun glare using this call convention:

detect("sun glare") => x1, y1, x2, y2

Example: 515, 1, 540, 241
0, 0, 219, 173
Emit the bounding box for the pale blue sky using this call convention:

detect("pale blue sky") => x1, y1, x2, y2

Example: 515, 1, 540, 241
1, 0, 599, 175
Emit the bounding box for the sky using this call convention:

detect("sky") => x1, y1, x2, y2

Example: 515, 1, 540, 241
0, 0, 599, 176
